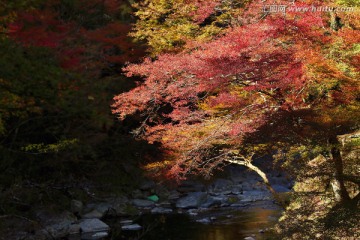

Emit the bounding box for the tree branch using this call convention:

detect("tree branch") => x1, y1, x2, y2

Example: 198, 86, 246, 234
224, 154, 286, 208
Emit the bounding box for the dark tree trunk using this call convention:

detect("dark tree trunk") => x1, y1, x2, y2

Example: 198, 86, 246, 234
329, 136, 351, 204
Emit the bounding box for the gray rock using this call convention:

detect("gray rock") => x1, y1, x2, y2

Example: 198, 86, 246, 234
200, 196, 222, 208
220, 202, 231, 207
120, 219, 133, 225
80, 219, 109, 233
40, 211, 77, 239
81, 231, 109, 240
41, 222, 71, 239
176, 192, 207, 208
95, 202, 112, 215
70, 200, 83, 214
241, 196, 256, 202
208, 192, 221, 196
82, 202, 114, 218
230, 203, 250, 207
92, 232, 109, 238
204, 194, 235, 207
240, 190, 271, 202
121, 224, 142, 231
221, 190, 233, 195
132, 199, 155, 208
151, 207, 173, 214
82, 209, 104, 219
231, 185, 243, 195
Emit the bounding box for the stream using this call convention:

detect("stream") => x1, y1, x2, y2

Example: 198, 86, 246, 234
107, 205, 281, 240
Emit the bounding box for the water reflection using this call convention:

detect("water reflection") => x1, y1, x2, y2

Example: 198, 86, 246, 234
113, 208, 280, 240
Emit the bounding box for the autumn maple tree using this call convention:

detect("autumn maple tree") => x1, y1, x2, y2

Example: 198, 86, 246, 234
113, 0, 360, 204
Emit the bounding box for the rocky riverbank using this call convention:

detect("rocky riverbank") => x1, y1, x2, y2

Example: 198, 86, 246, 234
7, 165, 292, 240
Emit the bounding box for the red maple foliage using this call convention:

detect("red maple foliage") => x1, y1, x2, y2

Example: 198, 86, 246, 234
7, 0, 144, 74
113, 2, 359, 181
187, 0, 221, 23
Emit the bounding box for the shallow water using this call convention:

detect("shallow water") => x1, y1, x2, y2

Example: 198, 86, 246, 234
111, 207, 281, 240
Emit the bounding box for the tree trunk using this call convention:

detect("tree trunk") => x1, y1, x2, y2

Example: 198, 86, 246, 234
329, 136, 351, 204
244, 161, 277, 197
225, 157, 284, 207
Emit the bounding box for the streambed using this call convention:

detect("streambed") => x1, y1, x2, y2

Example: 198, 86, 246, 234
108, 203, 281, 240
